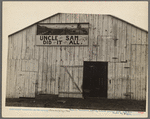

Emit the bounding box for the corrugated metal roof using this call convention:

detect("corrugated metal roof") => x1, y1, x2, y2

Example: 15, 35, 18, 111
8, 13, 148, 37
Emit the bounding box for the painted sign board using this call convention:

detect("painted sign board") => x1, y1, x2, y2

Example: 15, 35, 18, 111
36, 23, 89, 46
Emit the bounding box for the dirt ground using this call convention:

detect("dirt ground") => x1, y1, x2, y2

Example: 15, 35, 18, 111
6, 95, 146, 111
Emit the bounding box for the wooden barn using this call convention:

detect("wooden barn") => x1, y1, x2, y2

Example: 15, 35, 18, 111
6, 13, 148, 100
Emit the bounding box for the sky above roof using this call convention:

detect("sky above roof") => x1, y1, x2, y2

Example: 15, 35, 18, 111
3, 1, 148, 36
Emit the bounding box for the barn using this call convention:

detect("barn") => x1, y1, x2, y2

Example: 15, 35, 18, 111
6, 13, 148, 100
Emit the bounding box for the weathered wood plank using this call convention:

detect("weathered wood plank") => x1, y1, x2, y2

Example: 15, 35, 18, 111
97, 15, 103, 61
131, 27, 137, 44
13, 35, 17, 59
54, 14, 62, 95
136, 29, 142, 44
65, 67, 69, 97
7, 59, 11, 98
37, 47, 43, 94
136, 29, 142, 100
21, 30, 27, 60
60, 47, 65, 95
104, 15, 109, 61
54, 47, 60, 95
141, 32, 147, 100
123, 23, 127, 99
71, 46, 75, 88
42, 47, 48, 94
131, 45, 136, 100
52, 14, 61, 95
65, 47, 70, 97
9, 60, 14, 97
6, 37, 11, 97
112, 18, 118, 62
23, 71, 28, 97
121, 64, 127, 99
68, 67, 73, 97
20, 72, 25, 97
8, 37, 12, 60
78, 67, 83, 93
126, 24, 132, 99
91, 14, 97, 61
78, 47, 84, 94
101, 15, 106, 61
73, 14, 80, 98
30, 26, 35, 59
16, 33, 22, 59
114, 18, 121, 99
43, 47, 48, 72
140, 45, 146, 100
74, 47, 79, 94
95, 15, 98, 61
12, 60, 18, 98
79, 14, 86, 23
69, 47, 74, 95
21, 60, 38, 72
15, 60, 21, 98
88, 14, 93, 61
111, 62, 115, 99
43, 15, 54, 94
42, 14, 54, 94
106, 15, 111, 62
107, 63, 113, 99
130, 26, 137, 100
145, 45, 148, 100
51, 47, 56, 94
113, 63, 117, 99
11, 35, 16, 59
6, 60, 10, 97
27, 72, 31, 97
32, 25, 36, 59
126, 24, 132, 66
141, 31, 147, 44
78, 47, 84, 65
29, 72, 36, 97
117, 19, 122, 62
96, 21, 101, 61
73, 68, 79, 92
122, 22, 127, 61
83, 46, 88, 61
107, 16, 113, 62
118, 64, 122, 99
121, 22, 126, 99
26, 27, 33, 60
58, 46, 63, 95
28, 72, 35, 97
114, 64, 119, 99
59, 67, 64, 97
47, 46, 52, 94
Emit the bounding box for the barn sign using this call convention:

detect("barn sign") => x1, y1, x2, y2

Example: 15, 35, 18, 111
36, 23, 89, 46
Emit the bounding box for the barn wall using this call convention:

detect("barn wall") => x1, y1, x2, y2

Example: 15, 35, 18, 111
6, 13, 148, 100
6, 25, 37, 98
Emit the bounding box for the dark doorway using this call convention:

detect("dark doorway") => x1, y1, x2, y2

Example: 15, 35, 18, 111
83, 61, 108, 98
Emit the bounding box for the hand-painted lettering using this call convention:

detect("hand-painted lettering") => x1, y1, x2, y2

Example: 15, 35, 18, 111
66, 36, 69, 40
37, 35, 88, 46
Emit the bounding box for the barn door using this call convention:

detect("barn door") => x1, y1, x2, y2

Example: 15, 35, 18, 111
83, 62, 108, 98
58, 66, 83, 98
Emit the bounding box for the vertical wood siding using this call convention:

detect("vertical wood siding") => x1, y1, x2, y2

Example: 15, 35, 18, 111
6, 13, 148, 100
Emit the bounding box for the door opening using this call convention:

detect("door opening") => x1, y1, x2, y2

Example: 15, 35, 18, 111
83, 61, 108, 98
